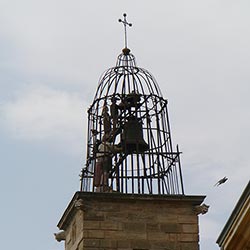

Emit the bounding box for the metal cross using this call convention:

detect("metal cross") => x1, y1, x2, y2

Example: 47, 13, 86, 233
118, 13, 132, 48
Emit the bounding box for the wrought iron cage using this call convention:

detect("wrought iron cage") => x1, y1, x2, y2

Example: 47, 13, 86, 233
80, 48, 184, 195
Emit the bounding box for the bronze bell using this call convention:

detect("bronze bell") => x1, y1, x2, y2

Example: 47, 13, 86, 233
122, 117, 149, 153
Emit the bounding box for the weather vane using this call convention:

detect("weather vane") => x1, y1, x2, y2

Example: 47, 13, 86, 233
118, 13, 132, 48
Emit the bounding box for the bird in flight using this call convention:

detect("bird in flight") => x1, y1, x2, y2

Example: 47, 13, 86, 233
214, 176, 228, 186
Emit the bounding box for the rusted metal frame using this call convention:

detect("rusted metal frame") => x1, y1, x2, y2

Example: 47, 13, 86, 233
100, 79, 116, 110
93, 69, 109, 100
83, 107, 96, 191
165, 101, 174, 154
156, 99, 168, 116
157, 153, 180, 177
160, 105, 178, 194
119, 73, 129, 193
110, 153, 127, 171
167, 174, 172, 194
132, 68, 150, 98
150, 159, 169, 178
121, 165, 153, 177
137, 70, 156, 96
131, 70, 148, 194
161, 174, 170, 194
83, 169, 92, 191
90, 118, 98, 164
110, 154, 116, 190
163, 110, 180, 194
94, 68, 161, 111
172, 163, 178, 194
131, 99, 141, 193
127, 73, 138, 194
116, 54, 136, 67
115, 154, 120, 191
148, 122, 161, 155
156, 156, 161, 193
166, 102, 183, 194
139, 102, 151, 193
141, 154, 148, 193
110, 76, 124, 145
161, 109, 171, 153
92, 92, 151, 123
160, 103, 171, 164
137, 68, 160, 96
164, 125, 172, 162
172, 146, 182, 194
143, 99, 157, 118
115, 175, 165, 180
98, 68, 119, 98
144, 100, 153, 194
154, 97, 166, 194
121, 54, 135, 67
123, 96, 152, 120
136, 153, 141, 193
165, 161, 176, 193
163, 168, 171, 194
85, 53, 184, 194
95, 99, 104, 188
147, 157, 177, 179
120, 153, 124, 193
143, 151, 180, 159
132, 97, 166, 125
113, 70, 124, 96
85, 110, 93, 168
105, 70, 122, 100
120, 71, 127, 98
145, 128, 169, 150
125, 151, 128, 193
177, 145, 185, 194
123, 55, 129, 68
147, 123, 161, 180
149, 149, 161, 189
136, 130, 143, 192
80, 169, 87, 191
158, 108, 171, 194
162, 177, 170, 194
94, 68, 115, 100
169, 168, 174, 194
146, 70, 163, 97
96, 100, 102, 139
130, 156, 135, 193
119, 108, 126, 193
124, 70, 131, 94
102, 72, 122, 152
164, 104, 176, 193
132, 72, 141, 95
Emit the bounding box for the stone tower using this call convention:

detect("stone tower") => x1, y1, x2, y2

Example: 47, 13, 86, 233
55, 14, 206, 250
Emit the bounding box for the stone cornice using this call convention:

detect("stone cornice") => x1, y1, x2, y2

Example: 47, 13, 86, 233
57, 192, 206, 230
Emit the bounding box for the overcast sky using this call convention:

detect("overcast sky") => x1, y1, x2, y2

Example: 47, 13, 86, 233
1, 1, 250, 249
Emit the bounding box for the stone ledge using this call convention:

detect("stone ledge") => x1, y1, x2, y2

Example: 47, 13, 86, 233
57, 192, 205, 230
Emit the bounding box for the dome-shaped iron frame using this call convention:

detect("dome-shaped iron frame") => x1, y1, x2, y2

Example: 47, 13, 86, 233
80, 49, 184, 195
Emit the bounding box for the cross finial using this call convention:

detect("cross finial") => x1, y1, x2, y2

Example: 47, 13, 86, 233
118, 13, 132, 49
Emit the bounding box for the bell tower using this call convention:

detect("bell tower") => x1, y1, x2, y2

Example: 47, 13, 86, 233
55, 14, 206, 250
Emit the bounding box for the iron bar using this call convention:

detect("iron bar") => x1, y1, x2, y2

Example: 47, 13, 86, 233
82, 48, 185, 195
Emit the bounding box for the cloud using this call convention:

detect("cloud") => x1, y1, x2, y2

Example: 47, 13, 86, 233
1, 84, 87, 154
0, 2, 250, 250
0, 0, 122, 89
200, 215, 221, 240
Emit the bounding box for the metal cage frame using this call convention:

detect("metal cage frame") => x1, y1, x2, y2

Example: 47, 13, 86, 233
80, 49, 184, 195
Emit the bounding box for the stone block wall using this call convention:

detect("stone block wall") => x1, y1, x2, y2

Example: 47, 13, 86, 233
57, 192, 205, 250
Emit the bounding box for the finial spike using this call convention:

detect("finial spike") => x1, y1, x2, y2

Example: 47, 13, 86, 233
118, 13, 132, 49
